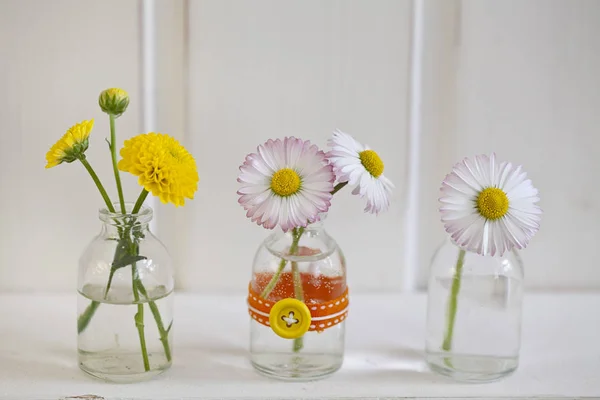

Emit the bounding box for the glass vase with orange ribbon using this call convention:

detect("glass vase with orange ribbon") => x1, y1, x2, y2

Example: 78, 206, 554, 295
238, 132, 394, 380
248, 218, 347, 380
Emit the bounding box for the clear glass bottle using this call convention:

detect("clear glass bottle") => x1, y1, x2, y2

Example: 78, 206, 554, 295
425, 239, 524, 382
77, 204, 174, 382
249, 220, 347, 381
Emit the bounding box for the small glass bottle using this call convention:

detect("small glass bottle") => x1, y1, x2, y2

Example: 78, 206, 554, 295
249, 220, 347, 381
425, 239, 524, 382
77, 204, 174, 382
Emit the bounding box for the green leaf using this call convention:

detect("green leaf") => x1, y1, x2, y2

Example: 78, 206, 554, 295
111, 254, 147, 269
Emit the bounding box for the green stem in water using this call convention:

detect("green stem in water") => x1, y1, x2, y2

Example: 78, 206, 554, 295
109, 114, 126, 214
256, 226, 311, 353
103, 238, 129, 299
132, 189, 149, 214
259, 259, 286, 299
257, 183, 343, 300
259, 227, 305, 299
132, 262, 151, 372
78, 156, 115, 213
77, 301, 100, 333
136, 281, 173, 362
134, 192, 173, 361
442, 248, 466, 352
291, 258, 305, 352
78, 236, 126, 333
104, 190, 148, 299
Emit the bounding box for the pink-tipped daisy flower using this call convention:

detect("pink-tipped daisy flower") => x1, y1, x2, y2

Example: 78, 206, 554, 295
238, 137, 335, 232
326, 129, 394, 214
440, 153, 542, 256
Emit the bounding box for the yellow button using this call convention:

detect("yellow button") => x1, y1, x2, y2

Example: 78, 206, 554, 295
269, 298, 311, 339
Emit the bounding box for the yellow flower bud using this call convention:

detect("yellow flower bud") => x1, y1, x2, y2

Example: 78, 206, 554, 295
99, 88, 130, 117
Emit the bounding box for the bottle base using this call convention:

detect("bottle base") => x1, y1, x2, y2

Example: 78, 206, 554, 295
426, 352, 518, 383
251, 353, 343, 381
78, 350, 171, 383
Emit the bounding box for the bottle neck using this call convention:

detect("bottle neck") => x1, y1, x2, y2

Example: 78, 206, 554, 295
101, 220, 150, 237
265, 219, 333, 257
283, 220, 327, 238
98, 203, 153, 238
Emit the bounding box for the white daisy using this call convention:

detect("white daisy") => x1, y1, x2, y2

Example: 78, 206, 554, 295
326, 129, 394, 214
440, 153, 542, 256
238, 137, 335, 232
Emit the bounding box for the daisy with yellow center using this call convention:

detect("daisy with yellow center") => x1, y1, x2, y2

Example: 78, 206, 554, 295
118, 133, 199, 207
45, 119, 94, 168
237, 137, 335, 232
326, 129, 394, 214
440, 153, 542, 256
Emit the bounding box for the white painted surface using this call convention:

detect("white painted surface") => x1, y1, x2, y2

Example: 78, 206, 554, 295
1, 292, 599, 398
180, 0, 409, 292
402, 0, 425, 292
0, 0, 142, 292
414, 0, 461, 289
140, 0, 160, 233
417, 0, 600, 290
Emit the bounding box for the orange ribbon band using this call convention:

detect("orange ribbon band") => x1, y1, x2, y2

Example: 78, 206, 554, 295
247, 283, 349, 332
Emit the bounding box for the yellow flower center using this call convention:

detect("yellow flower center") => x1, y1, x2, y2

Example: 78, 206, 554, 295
270, 168, 301, 197
359, 150, 384, 178
477, 187, 509, 220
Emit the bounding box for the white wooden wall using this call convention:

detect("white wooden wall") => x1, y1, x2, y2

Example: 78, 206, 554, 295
0, 0, 142, 292
178, 0, 409, 292
416, 0, 600, 290
1, 0, 599, 292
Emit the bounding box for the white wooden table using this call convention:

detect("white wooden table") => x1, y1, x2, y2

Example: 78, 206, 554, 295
0, 293, 598, 399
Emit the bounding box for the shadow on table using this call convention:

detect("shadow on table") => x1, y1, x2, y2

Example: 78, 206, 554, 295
168, 344, 260, 382
337, 346, 460, 385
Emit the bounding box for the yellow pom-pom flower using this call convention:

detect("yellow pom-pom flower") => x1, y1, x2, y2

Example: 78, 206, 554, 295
99, 88, 130, 117
118, 133, 199, 206
45, 119, 94, 169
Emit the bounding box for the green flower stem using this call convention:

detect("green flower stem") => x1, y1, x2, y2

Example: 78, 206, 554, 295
331, 181, 348, 196
77, 300, 100, 333
132, 189, 149, 214
103, 238, 129, 299
134, 304, 150, 371
133, 191, 173, 361
109, 114, 126, 214
78, 156, 115, 213
136, 281, 173, 362
256, 227, 306, 351
78, 238, 125, 333
291, 263, 305, 304
259, 260, 286, 299
259, 227, 305, 299
132, 262, 150, 372
442, 248, 466, 352
291, 258, 305, 352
